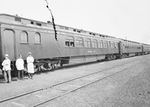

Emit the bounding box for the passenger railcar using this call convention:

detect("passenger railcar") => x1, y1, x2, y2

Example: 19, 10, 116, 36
142, 44, 150, 54
0, 14, 150, 75
119, 39, 143, 57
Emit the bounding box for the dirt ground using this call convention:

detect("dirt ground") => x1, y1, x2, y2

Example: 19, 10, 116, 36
1, 55, 150, 107
42, 55, 150, 107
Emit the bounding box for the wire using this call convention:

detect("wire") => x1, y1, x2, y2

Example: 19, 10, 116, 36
44, 0, 64, 56
44, 0, 57, 40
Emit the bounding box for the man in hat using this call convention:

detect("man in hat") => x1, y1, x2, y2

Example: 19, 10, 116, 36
16, 54, 24, 80
2, 54, 11, 83
26, 52, 34, 79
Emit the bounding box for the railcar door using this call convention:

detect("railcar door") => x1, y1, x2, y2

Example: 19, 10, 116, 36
3, 29, 15, 60
118, 41, 123, 55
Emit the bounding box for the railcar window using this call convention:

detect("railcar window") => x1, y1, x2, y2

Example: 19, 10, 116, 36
114, 42, 116, 48
115, 42, 118, 48
111, 42, 113, 48
125, 44, 128, 48
70, 42, 74, 47
112, 42, 115, 48
98, 41, 100, 48
103, 41, 106, 48
129, 44, 131, 48
65, 40, 70, 47
76, 37, 83, 47
101, 41, 104, 48
106, 41, 108, 48
114, 42, 117, 48
104, 41, 108, 48
98, 40, 103, 48
65, 36, 74, 47
34, 33, 41, 44
109, 41, 111, 48
20, 31, 28, 43
92, 40, 98, 48
85, 38, 91, 48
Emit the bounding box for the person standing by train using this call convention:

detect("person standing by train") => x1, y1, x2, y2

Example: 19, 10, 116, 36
2, 54, 11, 83
16, 54, 24, 80
27, 52, 34, 79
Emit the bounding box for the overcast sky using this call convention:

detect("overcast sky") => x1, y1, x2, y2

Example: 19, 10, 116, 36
0, 0, 150, 44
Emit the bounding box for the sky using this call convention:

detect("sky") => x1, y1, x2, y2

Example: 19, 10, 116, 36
0, 0, 150, 44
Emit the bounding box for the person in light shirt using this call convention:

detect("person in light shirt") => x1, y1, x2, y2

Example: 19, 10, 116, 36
2, 54, 11, 83
16, 54, 24, 80
27, 52, 34, 79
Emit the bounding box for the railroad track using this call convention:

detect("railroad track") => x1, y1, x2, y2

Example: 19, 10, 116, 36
0, 58, 145, 107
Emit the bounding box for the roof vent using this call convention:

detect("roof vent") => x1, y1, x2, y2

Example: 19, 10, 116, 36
36, 22, 42, 26
31, 21, 34, 24
15, 15, 21, 22
47, 21, 51, 23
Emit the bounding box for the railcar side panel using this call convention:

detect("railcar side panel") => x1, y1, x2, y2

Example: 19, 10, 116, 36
0, 14, 149, 71
143, 44, 150, 54
0, 25, 3, 63
1, 27, 16, 61
15, 26, 63, 60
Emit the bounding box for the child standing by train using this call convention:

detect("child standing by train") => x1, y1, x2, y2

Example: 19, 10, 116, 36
16, 54, 24, 80
2, 54, 11, 83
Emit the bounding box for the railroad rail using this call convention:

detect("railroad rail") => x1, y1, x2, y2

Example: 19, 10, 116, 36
33, 60, 144, 107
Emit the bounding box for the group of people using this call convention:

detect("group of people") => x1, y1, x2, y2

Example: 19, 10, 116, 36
1, 52, 34, 83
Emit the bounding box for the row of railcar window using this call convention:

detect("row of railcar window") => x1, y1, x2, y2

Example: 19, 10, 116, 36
19, 31, 142, 50
20, 31, 41, 44
125, 45, 141, 49
65, 36, 118, 49
123, 43, 142, 49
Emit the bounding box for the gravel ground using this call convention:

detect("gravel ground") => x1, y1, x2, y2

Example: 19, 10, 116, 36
40, 55, 150, 107
0, 55, 139, 101
0, 55, 150, 107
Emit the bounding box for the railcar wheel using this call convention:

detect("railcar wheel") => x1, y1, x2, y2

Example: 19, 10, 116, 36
107, 55, 111, 61
60, 63, 63, 67
113, 55, 116, 60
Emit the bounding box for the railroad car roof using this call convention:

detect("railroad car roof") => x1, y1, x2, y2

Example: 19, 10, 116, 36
0, 14, 117, 39
0, 14, 149, 46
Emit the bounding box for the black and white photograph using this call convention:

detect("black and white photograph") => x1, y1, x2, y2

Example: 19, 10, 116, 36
0, 0, 150, 107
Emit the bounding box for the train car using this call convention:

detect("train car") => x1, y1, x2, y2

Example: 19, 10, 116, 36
58, 26, 120, 64
142, 44, 150, 54
0, 14, 62, 73
0, 14, 149, 76
118, 39, 143, 57
0, 14, 120, 73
